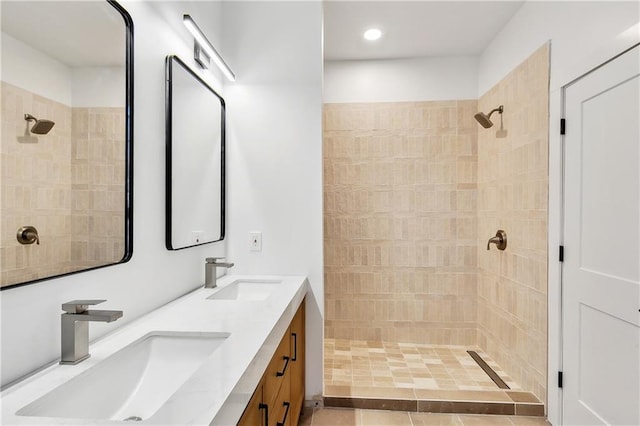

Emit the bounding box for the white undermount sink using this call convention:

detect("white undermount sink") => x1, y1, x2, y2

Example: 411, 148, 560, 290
207, 279, 281, 301
17, 331, 229, 422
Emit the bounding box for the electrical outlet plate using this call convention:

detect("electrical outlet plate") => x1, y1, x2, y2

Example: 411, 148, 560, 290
249, 232, 262, 252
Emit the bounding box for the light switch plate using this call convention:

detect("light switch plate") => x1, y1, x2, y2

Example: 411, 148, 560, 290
249, 232, 262, 252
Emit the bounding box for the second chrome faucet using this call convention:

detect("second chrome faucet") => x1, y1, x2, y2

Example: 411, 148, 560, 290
205, 257, 234, 288
60, 300, 122, 365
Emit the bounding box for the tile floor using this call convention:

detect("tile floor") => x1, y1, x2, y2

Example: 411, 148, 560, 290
299, 407, 550, 425
324, 339, 518, 392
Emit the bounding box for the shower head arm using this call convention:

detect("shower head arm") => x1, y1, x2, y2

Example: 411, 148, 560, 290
486, 105, 504, 119
24, 114, 37, 122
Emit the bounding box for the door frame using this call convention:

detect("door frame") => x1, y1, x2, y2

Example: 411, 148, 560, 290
548, 38, 640, 425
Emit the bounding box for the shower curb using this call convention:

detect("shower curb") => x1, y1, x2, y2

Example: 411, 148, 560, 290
323, 390, 544, 417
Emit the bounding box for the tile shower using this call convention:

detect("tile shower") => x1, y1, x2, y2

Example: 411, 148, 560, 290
0, 82, 125, 287
323, 44, 549, 413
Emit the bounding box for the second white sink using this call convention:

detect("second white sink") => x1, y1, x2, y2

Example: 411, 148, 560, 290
207, 279, 281, 301
17, 331, 229, 422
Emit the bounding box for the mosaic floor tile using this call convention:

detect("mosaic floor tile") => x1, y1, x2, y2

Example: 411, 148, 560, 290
324, 339, 519, 393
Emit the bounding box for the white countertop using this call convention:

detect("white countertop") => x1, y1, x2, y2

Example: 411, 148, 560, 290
1, 275, 309, 426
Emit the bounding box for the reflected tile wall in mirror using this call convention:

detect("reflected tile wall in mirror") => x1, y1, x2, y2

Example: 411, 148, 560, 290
1, 83, 126, 287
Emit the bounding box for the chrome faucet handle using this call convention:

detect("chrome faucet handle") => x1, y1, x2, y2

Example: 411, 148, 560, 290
206, 257, 226, 263
62, 300, 106, 314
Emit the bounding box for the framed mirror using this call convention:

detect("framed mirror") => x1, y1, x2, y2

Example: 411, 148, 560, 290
0, 1, 133, 290
165, 55, 225, 250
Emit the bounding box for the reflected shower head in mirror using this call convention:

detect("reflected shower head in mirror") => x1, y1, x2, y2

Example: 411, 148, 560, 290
24, 114, 55, 135
474, 105, 503, 128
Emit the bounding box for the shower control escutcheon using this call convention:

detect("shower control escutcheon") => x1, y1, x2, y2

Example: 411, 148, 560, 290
487, 230, 507, 251
17, 226, 39, 245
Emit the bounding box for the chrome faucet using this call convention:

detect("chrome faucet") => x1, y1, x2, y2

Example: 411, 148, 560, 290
60, 300, 123, 365
205, 257, 234, 288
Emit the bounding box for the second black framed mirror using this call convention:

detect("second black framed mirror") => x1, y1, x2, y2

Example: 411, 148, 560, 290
165, 55, 225, 250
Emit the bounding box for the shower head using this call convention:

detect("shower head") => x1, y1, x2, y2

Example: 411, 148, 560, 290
474, 105, 503, 128
24, 114, 55, 135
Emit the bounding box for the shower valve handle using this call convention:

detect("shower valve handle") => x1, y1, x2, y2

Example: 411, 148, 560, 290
487, 230, 507, 251
17, 226, 40, 245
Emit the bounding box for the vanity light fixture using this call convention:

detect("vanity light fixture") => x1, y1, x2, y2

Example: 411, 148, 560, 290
363, 28, 382, 41
183, 14, 235, 81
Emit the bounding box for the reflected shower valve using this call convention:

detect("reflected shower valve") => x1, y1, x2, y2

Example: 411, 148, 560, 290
17, 226, 40, 245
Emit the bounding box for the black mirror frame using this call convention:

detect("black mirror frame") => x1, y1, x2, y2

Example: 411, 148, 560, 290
1, 0, 134, 291
164, 55, 226, 251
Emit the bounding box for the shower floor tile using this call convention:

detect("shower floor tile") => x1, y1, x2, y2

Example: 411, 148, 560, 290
323, 339, 544, 417
324, 339, 520, 393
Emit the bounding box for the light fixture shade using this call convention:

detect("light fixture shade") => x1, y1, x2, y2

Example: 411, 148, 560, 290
183, 14, 235, 81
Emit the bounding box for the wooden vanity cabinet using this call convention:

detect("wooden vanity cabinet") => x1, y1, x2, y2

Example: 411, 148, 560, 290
237, 299, 305, 426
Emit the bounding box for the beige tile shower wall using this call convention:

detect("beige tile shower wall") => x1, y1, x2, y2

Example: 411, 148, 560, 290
70, 108, 125, 269
324, 100, 478, 345
1, 82, 73, 286
476, 44, 549, 402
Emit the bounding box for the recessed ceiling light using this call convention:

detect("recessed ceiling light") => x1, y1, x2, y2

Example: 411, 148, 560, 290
363, 28, 382, 41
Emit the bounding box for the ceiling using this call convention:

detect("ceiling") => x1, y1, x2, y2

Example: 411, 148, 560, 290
1, 2, 126, 68
324, 1, 525, 61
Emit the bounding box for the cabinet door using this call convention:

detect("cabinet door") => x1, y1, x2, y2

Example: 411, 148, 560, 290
289, 300, 305, 425
238, 385, 267, 426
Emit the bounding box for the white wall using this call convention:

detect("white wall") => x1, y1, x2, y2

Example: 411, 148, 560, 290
478, 1, 640, 94
0, 0, 227, 387
1, 32, 73, 105
478, 2, 640, 425
221, 1, 324, 400
2, 33, 127, 108
324, 56, 478, 103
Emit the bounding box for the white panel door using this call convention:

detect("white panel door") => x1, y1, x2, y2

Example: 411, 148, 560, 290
562, 45, 640, 426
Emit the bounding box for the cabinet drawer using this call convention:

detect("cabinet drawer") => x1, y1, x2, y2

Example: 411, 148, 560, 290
269, 372, 291, 426
264, 330, 291, 408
